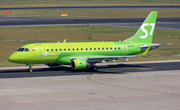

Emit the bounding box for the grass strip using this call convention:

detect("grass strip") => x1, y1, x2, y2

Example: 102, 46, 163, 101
0, 0, 180, 8
0, 25, 180, 67
1, 9, 180, 18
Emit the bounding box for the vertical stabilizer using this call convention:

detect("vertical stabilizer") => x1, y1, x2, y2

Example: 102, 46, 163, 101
123, 11, 158, 43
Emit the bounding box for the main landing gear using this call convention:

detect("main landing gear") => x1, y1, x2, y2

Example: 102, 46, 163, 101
89, 63, 98, 72
90, 66, 98, 72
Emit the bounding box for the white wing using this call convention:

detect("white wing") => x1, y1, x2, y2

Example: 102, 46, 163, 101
70, 55, 136, 63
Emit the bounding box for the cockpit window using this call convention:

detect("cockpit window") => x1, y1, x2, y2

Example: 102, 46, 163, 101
24, 48, 29, 52
17, 48, 24, 51
17, 48, 29, 52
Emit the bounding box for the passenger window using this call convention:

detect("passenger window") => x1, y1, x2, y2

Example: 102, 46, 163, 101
72, 48, 74, 51
114, 47, 116, 50
81, 48, 83, 51
56, 49, 57, 51
24, 48, 29, 52
118, 47, 120, 49
86, 48, 88, 50
47, 49, 49, 51
98, 48, 100, 50
106, 47, 108, 50
90, 48, 92, 50
102, 48, 104, 50
17, 48, 24, 51
51, 49, 53, 51
110, 47, 112, 50
64, 49, 66, 51
94, 48, 96, 50
68, 48, 70, 51
60, 49, 62, 51
77, 48, 79, 51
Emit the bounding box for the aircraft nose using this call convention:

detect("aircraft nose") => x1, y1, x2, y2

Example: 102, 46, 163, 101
8, 54, 17, 63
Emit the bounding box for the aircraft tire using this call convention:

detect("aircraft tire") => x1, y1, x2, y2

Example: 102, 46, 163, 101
90, 66, 98, 72
28, 69, 33, 73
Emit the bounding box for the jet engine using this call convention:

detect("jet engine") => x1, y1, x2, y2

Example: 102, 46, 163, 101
71, 59, 87, 70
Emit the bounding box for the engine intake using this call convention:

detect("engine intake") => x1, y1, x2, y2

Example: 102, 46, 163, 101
71, 59, 87, 70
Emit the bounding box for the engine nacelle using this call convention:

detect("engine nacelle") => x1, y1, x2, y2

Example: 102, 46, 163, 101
71, 59, 87, 70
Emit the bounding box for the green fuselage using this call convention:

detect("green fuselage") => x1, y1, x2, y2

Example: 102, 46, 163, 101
8, 41, 152, 65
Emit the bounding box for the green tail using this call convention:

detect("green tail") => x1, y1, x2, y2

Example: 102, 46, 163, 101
123, 11, 158, 43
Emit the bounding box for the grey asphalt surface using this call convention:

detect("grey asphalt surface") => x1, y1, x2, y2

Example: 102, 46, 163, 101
0, 60, 180, 110
0, 6, 180, 10
0, 16, 180, 30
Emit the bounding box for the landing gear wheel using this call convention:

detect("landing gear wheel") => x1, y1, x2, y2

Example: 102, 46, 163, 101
90, 66, 98, 71
28, 69, 33, 73
27, 64, 33, 73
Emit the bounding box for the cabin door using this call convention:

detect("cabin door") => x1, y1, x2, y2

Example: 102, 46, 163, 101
122, 44, 128, 55
36, 44, 43, 58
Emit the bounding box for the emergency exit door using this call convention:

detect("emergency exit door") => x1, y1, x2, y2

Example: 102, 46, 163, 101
36, 44, 43, 58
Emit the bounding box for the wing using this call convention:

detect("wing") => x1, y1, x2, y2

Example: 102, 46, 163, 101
69, 43, 172, 63
69, 55, 136, 63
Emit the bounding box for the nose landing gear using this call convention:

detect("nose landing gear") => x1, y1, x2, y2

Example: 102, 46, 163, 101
28, 64, 33, 72
28, 66, 33, 72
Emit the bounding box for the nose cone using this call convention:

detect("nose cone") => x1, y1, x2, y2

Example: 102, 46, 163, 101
8, 54, 17, 63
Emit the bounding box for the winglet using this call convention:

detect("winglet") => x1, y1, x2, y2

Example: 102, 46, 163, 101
63, 39, 66, 43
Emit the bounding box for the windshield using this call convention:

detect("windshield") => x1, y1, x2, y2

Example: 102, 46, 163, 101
24, 48, 29, 52
17, 48, 24, 51
17, 48, 29, 52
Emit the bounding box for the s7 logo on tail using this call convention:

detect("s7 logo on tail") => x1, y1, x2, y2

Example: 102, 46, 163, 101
140, 23, 155, 39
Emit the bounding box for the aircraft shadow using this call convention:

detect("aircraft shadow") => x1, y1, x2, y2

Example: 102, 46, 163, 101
0, 62, 179, 79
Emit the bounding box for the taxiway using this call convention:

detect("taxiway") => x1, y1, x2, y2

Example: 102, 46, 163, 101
0, 16, 180, 30
0, 60, 180, 110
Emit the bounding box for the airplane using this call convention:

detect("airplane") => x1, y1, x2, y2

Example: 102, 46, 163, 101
8, 11, 171, 72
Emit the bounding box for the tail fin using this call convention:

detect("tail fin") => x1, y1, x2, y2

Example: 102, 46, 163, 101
123, 11, 158, 43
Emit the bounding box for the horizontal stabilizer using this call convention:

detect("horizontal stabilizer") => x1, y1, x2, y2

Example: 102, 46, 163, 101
140, 43, 173, 50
